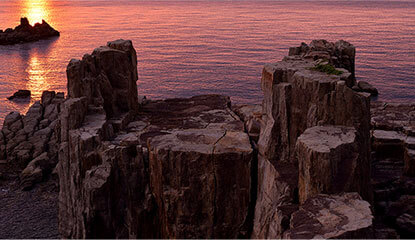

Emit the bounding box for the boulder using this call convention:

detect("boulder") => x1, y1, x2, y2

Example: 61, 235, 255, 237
283, 193, 373, 239
19, 152, 49, 190
7, 90, 31, 100
357, 81, 378, 96
296, 125, 367, 203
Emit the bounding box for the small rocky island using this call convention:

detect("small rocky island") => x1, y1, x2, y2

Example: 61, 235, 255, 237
0, 18, 59, 45
0, 39, 413, 239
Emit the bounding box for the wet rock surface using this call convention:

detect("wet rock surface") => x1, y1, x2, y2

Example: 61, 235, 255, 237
0, 18, 59, 45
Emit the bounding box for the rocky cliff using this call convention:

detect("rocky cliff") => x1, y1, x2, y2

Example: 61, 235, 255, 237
0, 18, 59, 45
1, 39, 413, 239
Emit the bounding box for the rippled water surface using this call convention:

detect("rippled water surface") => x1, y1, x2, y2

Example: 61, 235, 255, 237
0, 0, 414, 123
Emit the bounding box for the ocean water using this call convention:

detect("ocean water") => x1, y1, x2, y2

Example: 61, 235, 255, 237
0, 0, 414, 123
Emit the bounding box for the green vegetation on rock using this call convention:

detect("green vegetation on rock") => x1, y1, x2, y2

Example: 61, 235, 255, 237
310, 63, 343, 75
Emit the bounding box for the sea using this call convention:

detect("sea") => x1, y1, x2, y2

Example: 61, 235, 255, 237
0, 0, 414, 123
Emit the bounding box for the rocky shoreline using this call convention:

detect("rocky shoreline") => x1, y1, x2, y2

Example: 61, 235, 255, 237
0, 18, 59, 45
0, 39, 413, 238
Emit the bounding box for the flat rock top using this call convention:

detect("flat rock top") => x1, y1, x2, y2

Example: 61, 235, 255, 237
297, 125, 356, 153
371, 101, 415, 133
116, 95, 252, 155
265, 58, 351, 85
285, 193, 373, 239
372, 129, 406, 142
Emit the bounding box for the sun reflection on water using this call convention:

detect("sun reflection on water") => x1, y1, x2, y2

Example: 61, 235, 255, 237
21, 0, 50, 25
26, 55, 49, 100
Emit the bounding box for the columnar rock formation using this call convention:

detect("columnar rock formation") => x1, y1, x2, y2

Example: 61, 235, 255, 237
4, 39, 404, 238
0, 17, 60, 45
296, 126, 365, 203
58, 40, 153, 238
252, 40, 372, 238
57, 40, 253, 238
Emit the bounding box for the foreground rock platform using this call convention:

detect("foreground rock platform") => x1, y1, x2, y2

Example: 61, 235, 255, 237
284, 193, 373, 239
0, 18, 59, 45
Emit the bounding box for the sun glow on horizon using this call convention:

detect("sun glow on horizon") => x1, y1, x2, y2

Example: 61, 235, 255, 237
21, 0, 50, 25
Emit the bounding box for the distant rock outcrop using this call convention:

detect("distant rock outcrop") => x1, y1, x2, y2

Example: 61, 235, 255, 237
0, 17, 59, 45
7, 90, 31, 101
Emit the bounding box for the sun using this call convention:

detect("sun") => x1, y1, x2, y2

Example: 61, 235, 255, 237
22, 0, 50, 25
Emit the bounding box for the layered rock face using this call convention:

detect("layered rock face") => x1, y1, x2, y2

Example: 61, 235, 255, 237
252, 40, 372, 238
57, 40, 253, 238
0, 18, 59, 45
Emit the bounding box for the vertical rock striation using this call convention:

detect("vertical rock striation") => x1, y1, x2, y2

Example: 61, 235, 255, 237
252, 40, 372, 238
57, 40, 253, 239
296, 126, 368, 203
57, 40, 156, 238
